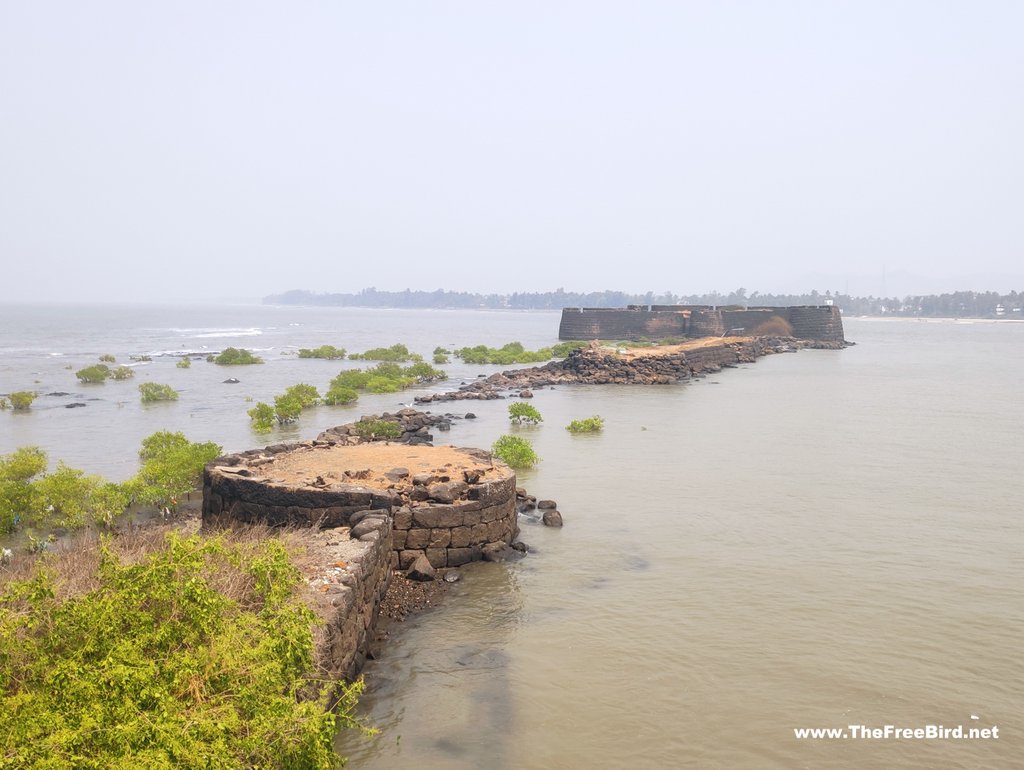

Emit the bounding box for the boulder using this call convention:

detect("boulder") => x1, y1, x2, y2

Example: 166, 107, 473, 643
407, 554, 436, 581
542, 510, 563, 527
538, 499, 558, 510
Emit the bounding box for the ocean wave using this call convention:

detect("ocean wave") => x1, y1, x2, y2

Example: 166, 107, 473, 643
170, 328, 263, 338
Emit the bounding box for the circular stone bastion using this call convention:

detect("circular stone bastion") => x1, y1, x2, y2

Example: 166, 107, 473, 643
203, 440, 519, 570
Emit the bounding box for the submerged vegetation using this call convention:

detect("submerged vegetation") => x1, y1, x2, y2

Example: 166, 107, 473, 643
176, 357, 192, 369
491, 435, 540, 469
139, 382, 179, 403
0, 530, 361, 769
110, 365, 135, 380
566, 416, 605, 433
349, 343, 422, 362
508, 402, 543, 425
76, 363, 111, 383
298, 345, 347, 360
209, 347, 264, 365
249, 384, 322, 432
9, 391, 37, 410
454, 340, 586, 366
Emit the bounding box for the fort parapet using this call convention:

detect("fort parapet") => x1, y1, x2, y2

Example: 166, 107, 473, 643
558, 305, 845, 343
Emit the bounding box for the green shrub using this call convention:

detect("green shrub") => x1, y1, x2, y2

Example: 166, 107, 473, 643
99, 353, 116, 363
110, 365, 135, 380
551, 340, 588, 357
352, 420, 403, 440
365, 376, 400, 394
129, 354, 152, 362
330, 369, 372, 390
139, 382, 179, 403
298, 345, 346, 359
433, 346, 451, 355
433, 353, 450, 364
454, 341, 555, 365
212, 347, 264, 365
508, 401, 543, 424
0, 532, 360, 769
349, 343, 421, 362
0, 397, 9, 410
323, 386, 358, 405
132, 431, 222, 507
9, 391, 37, 410
0, 447, 131, 531
404, 361, 447, 382
76, 364, 111, 383
176, 358, 192, 369
566, 416, 605, 433
281, 383, 321, 408
491, 435, 540, 468
248, 402, 276, 433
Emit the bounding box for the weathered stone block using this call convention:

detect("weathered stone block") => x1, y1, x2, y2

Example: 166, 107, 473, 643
392, 530, 407, 550
405, 528, 431, 549
449, 526, 473, 548
399, 549, 425, 569
393, 508, 413, 530
429, 529, 452, 548
446, 546, 482, 566
412, 505, 464, 529
425, 548, 448, 568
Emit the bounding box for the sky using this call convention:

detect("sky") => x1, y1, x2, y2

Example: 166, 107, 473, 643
1, 1, 1022, 303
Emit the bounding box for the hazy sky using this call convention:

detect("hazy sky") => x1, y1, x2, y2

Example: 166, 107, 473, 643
1, 1, 1021, 302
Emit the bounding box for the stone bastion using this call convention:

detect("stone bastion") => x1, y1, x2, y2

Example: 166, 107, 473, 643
202, 440, 519, 571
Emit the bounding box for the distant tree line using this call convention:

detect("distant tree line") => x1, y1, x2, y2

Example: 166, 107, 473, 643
264, 287, 1024, 319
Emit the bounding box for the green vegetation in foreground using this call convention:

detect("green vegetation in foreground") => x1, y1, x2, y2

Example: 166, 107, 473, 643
208, 347, 264, 365
491, 434, 540, 469
176, 357, 192, 369
508, 402, 543, 425
0, 531, 361, 769
454, 340, 587, 366
352, 419, 403, 440
76, 363, 111, 383
9, 391, 37, 410
139, 382, 179, 403
0, 432, 221, 534
298, 345, 347, 360
566, 416, 605, 433
349, 343, 421, 362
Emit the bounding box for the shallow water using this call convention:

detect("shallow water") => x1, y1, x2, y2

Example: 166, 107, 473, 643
2, 307, 1021, 767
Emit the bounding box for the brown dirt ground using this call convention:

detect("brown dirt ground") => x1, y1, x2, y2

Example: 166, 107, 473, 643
254, 443, 510, 492
616, 335, 756, 360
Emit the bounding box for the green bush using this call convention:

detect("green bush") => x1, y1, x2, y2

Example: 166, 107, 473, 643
110, 365, 135, 380
551, 340, 589, 357
132, 431, 222, 507
508, 401, 543, 424
211, 347, 263, 365
433, 352, 450, 364
281, 383, 321, 409
566, 416, 605, 433
0, 447, 131, 532
298, 345, 346, 360
323, 386, 358, 405
492, 435, 540, 468
0, 532, 360, 769
130, 354, 152, 362
404, 361, 447, 382
176, 358, 192, 369
139, 382, 179, 403
99, 353, 116, 362
454, 341, 555, 365
364, 376, 400, 394
248, 402, 276, 433
0, 397, 9, 410
349, 343, 421, 362
352, 420, 403, 440
330, 369, 372, 391
76, 364, 111, 383
9, 391, 37, 410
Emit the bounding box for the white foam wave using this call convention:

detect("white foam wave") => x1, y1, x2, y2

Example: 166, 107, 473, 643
169, 328, 263, 338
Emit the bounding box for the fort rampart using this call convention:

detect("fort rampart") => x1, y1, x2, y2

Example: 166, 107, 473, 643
558, 305, 845, 343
